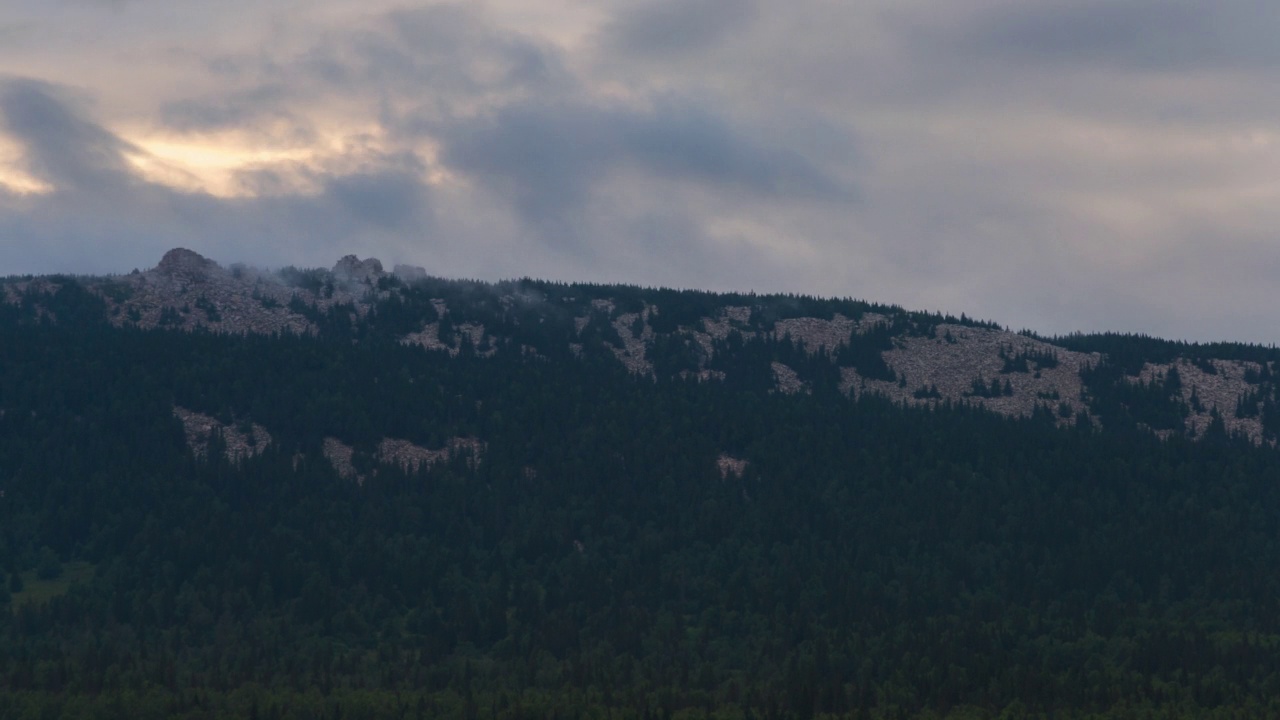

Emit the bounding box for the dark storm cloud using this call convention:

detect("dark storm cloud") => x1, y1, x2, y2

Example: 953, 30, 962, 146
603, 0, 758, 56
322, 161, 428, 230
943, 0, 1280, 72
0, 78, 137, 189
437, 96, 848, 241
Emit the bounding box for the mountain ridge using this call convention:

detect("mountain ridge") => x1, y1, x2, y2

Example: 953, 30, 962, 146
5, 247, 1279, 444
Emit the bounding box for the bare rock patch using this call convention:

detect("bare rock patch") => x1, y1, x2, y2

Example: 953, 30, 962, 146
173, 406, 271, 462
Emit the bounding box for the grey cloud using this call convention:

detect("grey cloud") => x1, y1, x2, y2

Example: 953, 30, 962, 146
0, 76, 437, 275
941, 0, 1280, 72
0, 78, 137, 189
437, 96, 849, 242
158, 4, 571, 137
13, 2, 1280, 345
354, 6, 572, 101
437, 102, 604, 233
323, 163, 429, 231
159, 83, 305, 135
603, 0, 758, 57
622, 99, 845, 196
0, 22, 36, 48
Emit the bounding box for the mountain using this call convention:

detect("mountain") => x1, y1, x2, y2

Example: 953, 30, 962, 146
9, 248, 1280, 449
4, 249, 1280, 719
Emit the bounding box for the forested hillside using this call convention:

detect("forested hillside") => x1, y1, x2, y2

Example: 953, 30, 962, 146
4, 253, 1280, 718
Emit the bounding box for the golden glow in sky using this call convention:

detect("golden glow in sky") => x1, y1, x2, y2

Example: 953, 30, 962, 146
124, 134, 321, 197
109, 125, 452, 198
0, 137, 52, 195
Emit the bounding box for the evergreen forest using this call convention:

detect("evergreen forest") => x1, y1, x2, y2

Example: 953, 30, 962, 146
4, 273, 1280, 719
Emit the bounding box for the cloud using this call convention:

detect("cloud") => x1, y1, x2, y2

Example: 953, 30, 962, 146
5, 2, 1280, 344
602, 0, 758, 57
150, 3, 577, 159
322, 160, 429, 231
0, 78, 137, 190
0, 75, 438, 275
159, 84, 303, 135
436, 95, 849, 247
922, 0, 1280, 74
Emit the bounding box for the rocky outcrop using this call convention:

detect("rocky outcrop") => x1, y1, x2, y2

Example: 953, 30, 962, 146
173, 406, 272, 462
610, 311, 654, 376
774, 314, 857, 355
772, 362, 805, 394
332, 255, 385, 288
88, 249, 316, 335
701, 306, 753, 341
0, 249, 411, 336
1138, 359, 1269, 443
323, 437, 361, 483
157, 248, 219, 282
840, 324, 1098, 425
377, 436, 486, 473
717, 453, 748, 479
400, 321, 495, 356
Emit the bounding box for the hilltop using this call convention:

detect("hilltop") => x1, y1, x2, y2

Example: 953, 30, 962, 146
7, 248, 1278, 446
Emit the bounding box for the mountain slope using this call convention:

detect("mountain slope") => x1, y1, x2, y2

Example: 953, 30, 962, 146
5, 253, 1280, 717
7, 247, 1278, 445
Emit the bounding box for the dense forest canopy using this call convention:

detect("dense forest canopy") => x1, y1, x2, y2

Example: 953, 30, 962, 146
4, 261, 1280, 718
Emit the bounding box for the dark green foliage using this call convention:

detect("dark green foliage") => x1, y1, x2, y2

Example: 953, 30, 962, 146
1080, 360, 1190, 432
650, 333, 704, 377
158, 305, 183, 326
1000, 352, 1029, 374
645, 288, 727, 333
966, 375, 1011, 398
1055, 332, 1280, 375
278, 265, 329, 293
1237, 387, 1265, 418
1244, 362, 1273, 384
836, 322, 895, 381
580, 309, 622, 348
363, 286, 441, 338
34, 547, 60, 581
1193, 356, 1219, 374
98, 279, 134, 303
194, 295, 221, 322
913, 384, 941, 399
1000, 345, 1060, 374
28, 277, 110, 328
6, 276, 1280, 717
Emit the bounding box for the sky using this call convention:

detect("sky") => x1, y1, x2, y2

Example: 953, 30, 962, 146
1, 1, 1279, 343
